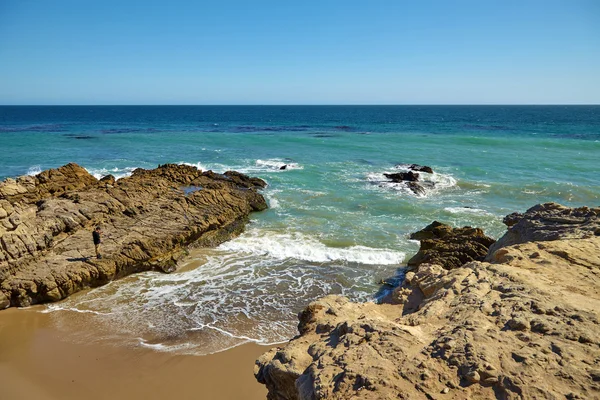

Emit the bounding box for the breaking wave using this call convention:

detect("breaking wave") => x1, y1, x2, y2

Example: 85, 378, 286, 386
219, 230, 405, 265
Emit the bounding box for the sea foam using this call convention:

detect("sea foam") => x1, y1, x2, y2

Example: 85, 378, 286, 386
27, 165, 42, 176
219, 230, 405, 265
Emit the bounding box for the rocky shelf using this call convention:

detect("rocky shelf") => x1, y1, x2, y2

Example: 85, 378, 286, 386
255, 203, 600, 399
0, 163, 267, 308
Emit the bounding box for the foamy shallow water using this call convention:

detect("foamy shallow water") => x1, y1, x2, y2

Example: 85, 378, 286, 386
44, 234, 406, 355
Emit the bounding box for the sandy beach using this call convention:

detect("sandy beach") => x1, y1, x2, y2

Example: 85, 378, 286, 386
0, 306, 270, 400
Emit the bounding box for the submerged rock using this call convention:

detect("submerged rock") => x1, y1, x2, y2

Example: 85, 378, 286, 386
256, 204, 600, 399
0, 163, 267, 308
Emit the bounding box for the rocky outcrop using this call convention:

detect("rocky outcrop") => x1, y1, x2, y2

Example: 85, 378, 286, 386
0, 163, 267, 308
382, 164, 436, 196
487, 202, 600, 259
256, 204, 600, 400
407, 221, 496, 270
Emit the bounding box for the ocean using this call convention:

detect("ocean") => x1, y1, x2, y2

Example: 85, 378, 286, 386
1, 105, 599, 354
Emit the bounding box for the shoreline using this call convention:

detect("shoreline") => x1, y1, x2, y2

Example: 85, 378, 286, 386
0, 306, 271, 400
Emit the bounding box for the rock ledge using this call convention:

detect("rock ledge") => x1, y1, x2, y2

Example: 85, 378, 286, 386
0, 163, 267, 308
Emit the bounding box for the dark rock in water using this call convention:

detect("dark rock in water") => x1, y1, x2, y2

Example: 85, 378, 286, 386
0, 163, 267, 309
384, 171, 420, 182
280, 165, 287, 170
381, 171, 429, 196
408, 164, 434, 174
406, 182, 426, 196
407, 221, 496, 270
395, 164, 434, 174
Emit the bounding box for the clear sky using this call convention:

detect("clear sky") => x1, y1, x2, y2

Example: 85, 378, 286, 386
0, 0, 599, 105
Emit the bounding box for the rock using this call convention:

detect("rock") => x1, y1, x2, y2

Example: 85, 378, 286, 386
465, 370, 480, 383
99, 174, 116, 186
395, 163, 434, 174
384, 171, 419, 182
406, 181, 426, 196
407, 221, 496, 270
0, 163, 267, 308
279, 165, 287, 170
0, 291, 9, 309
407, 164, 434, 174
507, 317, 530, 331
381, 171, 427, 195
487, 202, 600, 259
256, 205, 600, 400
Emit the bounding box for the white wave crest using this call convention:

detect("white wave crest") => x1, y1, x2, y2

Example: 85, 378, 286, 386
86, 166, 138, 180
219, 231, 404, 265
444, 207, 492, 216
255, 159, 302, 171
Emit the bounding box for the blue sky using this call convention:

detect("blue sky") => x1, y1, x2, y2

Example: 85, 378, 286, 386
1, 0, 599, 104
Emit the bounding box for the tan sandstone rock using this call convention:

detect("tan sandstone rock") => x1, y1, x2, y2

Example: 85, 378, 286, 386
0, 163, 267, 308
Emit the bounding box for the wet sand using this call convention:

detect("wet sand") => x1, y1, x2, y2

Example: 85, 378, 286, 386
0, 307, 270, 400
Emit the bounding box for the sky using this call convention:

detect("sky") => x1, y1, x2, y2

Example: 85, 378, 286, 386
0, 0, 599, 105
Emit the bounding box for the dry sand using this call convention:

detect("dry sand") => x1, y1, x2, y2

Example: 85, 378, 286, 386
0, 306, 270, 400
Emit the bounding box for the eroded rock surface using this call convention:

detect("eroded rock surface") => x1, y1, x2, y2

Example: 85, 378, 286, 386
487, 202, 600, 259
0, 163, 267, 308
256, 205, 600, 400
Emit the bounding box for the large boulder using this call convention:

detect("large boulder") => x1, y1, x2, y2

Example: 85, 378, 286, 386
0, 163, 267, 308
407, 221, 496, 270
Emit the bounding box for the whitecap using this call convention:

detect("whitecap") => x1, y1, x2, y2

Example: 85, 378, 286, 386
255, 159, 302, 171
85, 166, 138, 180
444, 207, 492, 216
219, 230, 404, 265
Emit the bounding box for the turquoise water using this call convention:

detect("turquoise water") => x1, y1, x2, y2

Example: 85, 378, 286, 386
1, 106, 599, 354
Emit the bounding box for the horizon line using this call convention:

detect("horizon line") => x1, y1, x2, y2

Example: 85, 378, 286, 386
1, 104, 599, 107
